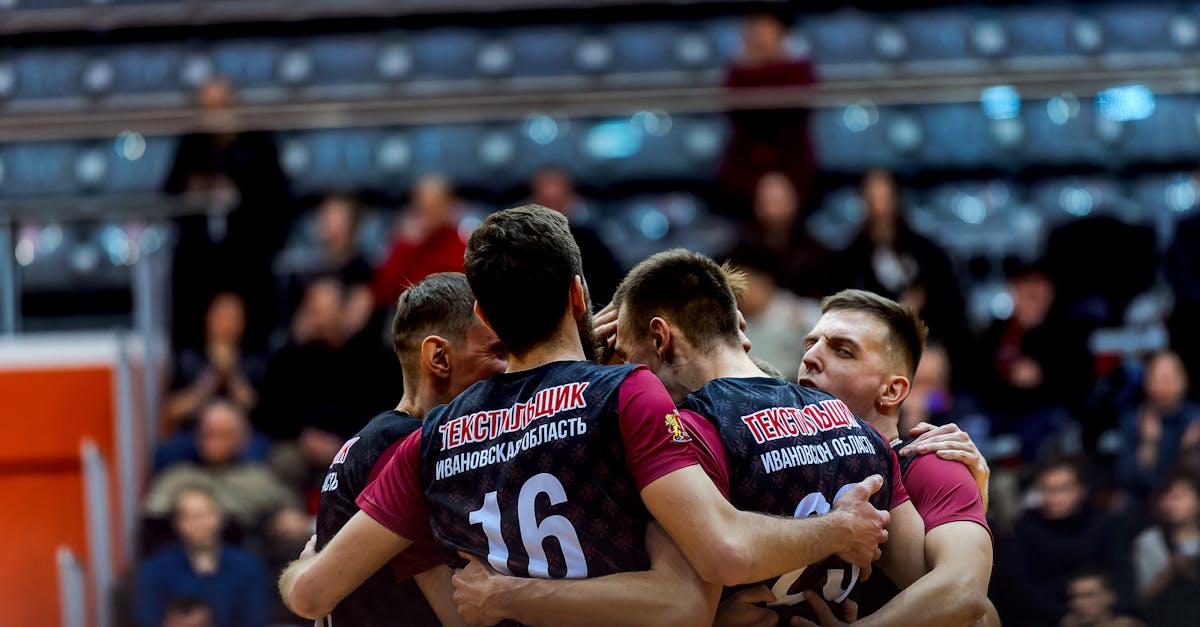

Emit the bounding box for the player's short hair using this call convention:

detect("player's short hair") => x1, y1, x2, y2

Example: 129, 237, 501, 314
613, 249, 741, 353
391, 273, 478, 374
821, 289, 928, 379
464, 205, 584, 356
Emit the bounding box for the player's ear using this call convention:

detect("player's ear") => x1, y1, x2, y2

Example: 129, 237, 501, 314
569, 275, 588, 318
421, 335, 452, 379
878, 375, 910, 413
649, 317, 671, 360
473, 302, 497, 336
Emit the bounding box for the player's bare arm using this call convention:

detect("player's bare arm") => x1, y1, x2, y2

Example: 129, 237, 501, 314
414, 566, 471, 627
279, 510, 414, 619
825, 521, 993, 627
899, 423, 990, 513
641, 467, 890, 586
449, 522, 719, 627
874, 500, 928, 590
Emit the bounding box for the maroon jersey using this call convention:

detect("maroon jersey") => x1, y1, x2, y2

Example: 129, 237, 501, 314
359, 361, 698, 583
683, 377, 908, 621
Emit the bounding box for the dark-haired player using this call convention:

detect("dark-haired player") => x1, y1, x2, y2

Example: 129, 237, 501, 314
281, 206, 890, 624
449, 250, 925, 627
304, 273, 507, 626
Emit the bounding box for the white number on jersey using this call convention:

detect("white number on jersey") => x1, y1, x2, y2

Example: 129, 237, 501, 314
467, 472, 588, 578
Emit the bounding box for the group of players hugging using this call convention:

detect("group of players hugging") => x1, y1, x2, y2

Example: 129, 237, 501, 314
278, 204, 996, 627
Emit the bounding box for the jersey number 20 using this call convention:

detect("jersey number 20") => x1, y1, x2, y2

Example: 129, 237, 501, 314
468, 473, 588, 578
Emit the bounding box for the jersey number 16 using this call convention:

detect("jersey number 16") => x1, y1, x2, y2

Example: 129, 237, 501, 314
468, 473, 589, 579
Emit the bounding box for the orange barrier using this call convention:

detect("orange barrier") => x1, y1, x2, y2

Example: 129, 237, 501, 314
0, 334, 148, 627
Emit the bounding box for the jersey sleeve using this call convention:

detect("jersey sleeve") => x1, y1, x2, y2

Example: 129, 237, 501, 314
903, 453, 991, 539
887, 447, 911, 511
617, 367, 701, 490
356, 431, 432, 541
679, 409, 732, 499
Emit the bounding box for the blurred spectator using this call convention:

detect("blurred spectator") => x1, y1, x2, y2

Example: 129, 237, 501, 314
720, 11, 817, 209
1132, 470, 1200, 626
164, 292, 264, 430
900, 342, 989, 442
1062, 569, 1145, 627
726, 171, 831, 298
1167, 207, 1200, 394
163, 75, 291, 351
371, 174, 467, 308
1118, 351, 1200, 501
730, 248, 820, 380
531, 167, 623, 305
312, 194, 375, 339
973, 259, 1093, 459
136, 487, 268, 627
258, 278, 383, 489
161, 599, 216, 627
1046, 213, 1157, 330
835, 169, 969, 360
145, 399, 300, 532
998, 457, 1120, 627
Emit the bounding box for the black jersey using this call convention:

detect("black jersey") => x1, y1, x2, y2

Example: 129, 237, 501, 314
683, 377, 901, 623
316, 410, 439, 627
417, 361, 669, 579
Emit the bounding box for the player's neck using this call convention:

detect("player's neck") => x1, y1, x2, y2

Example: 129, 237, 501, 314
711, 345, 773, 382
676, 344, 763, 394
506, 320, 587, 373
863, 408, 900, 442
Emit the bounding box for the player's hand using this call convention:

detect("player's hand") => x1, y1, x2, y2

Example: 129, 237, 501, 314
451, 552, 509, 627
828, 474, 889, 582
713, 585, 780, 627
900, 422, 991, 513
791, 591, 858, 626
593, 303, 621, 364
299, 534, 317, 560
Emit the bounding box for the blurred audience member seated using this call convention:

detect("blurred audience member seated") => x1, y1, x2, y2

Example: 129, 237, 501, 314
287, 193, 377, 341
973, 258, 1093, 460
900, 342, 989, 446
163, 292, 264, 430
1118, 351, 1200, 502
726, 171, 830, 298
163, 75, 291, 352
257, 278, 385, 491
145, 399, 302, 539
1061, 569, 1145, 627
996, 457, 1122, 627
136, 487, 268, 627
835, 168, 969, 363
531, 166, 623, 305
160, 598, 216, 627
371, 174, 466, 309
729, 248, 820, 379
1045, 212, 1157, 331
720, 11, 817, 210
1132, 469, 1200, 626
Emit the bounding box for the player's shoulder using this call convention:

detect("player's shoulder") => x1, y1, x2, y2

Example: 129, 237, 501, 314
904, 450, 976, 493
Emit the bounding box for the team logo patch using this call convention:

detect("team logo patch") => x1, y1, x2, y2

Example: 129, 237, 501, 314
665, 410, 692, 443
330, 437, 360, 467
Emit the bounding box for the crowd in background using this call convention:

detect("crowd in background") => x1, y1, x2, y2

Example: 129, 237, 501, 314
125, 11, 1200, 627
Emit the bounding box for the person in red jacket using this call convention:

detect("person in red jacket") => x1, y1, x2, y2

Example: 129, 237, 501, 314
372, 174, 467, 307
